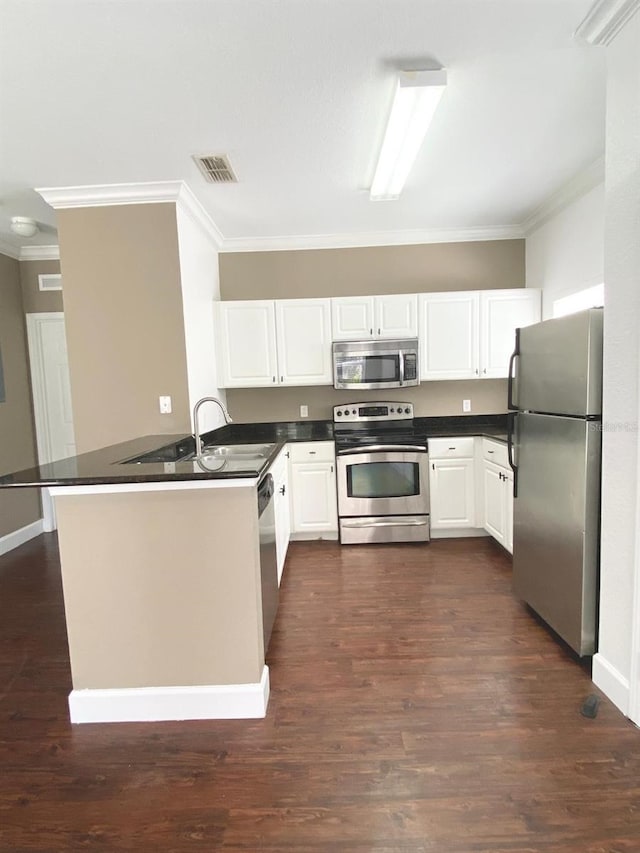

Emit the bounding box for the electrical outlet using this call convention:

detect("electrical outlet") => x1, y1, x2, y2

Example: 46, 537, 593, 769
300, 404, 309, 418
463, 399, 471, 413
159, 395, 172, 414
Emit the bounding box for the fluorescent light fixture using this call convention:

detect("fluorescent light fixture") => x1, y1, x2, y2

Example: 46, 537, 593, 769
370, 69, 447, 201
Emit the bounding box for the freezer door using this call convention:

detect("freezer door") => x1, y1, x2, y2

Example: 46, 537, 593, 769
512, 412, 601, 655
513, 308, 602, 416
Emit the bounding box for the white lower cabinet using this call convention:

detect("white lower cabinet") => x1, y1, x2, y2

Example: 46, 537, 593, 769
270, 446, 291, 585
289, 442, 338, 538
430, 458, 476, 529
481, 438, 514, 553
428, 437, 481, 535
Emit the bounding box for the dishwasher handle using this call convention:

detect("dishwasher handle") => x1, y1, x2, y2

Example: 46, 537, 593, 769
257, 474, 274, 517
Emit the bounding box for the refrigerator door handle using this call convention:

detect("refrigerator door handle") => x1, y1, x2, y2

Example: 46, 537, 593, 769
507, 411, 518, 498
507, 328, 520, 411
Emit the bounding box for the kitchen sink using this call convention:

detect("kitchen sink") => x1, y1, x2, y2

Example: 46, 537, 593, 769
119, 442, 274, 465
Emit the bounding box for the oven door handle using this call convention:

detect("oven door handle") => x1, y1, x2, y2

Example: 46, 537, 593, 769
341, 518, 429, 528
337, 444, 428, 455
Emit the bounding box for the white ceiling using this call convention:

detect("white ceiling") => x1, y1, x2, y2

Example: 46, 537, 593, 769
0, 0, 605, 254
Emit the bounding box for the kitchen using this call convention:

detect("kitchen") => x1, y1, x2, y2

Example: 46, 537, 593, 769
1, 0, 640, 848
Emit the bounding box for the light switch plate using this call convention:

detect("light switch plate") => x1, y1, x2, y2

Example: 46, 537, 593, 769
159, 395, 172, 414
300, 404, 309, 418
462, 399, 471, 413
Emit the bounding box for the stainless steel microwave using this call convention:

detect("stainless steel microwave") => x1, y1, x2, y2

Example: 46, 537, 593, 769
332, 338, 419, 390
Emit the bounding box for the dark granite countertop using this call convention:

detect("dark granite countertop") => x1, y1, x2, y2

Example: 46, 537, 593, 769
0, 414, 508, 489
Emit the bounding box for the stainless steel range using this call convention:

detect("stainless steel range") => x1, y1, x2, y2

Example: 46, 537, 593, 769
333, 402, 430, 545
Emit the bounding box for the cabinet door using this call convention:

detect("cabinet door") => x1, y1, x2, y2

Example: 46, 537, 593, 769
483, 460, 506, 544
215, 301, 278, 387
504, 468, 514, 555
429, 458, 476, 529
275, 299, 333, 385
331, 297, 374, 340
479, 289, 541, 379
375, 294, 418, 338
290, 462, 338, 533
419, 292, 479, 380
272, 447, 291, 585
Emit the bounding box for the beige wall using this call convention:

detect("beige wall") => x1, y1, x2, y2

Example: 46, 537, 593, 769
0, 254, 41, 537
221, 239, 522, 420
55, 486, 263, 689
57, 204, 192, 453
19, 259, 63, 314
219, 239, 524, 300
228, 379, 508, 422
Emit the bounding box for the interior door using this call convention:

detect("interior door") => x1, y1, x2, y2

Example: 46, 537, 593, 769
26, 313, 76, 531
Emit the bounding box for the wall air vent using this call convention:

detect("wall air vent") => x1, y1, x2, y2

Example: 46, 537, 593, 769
192, 154, 238, 184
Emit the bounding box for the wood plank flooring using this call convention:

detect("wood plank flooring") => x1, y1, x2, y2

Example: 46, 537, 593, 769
1, 533, 640, 851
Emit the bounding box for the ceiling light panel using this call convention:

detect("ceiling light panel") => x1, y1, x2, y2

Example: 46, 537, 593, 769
370, 69, 447, 201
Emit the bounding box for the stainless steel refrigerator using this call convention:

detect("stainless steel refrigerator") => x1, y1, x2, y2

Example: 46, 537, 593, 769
507, 307, 603, 656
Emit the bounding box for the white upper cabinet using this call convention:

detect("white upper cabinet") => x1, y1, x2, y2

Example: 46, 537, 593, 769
419, 289, 541, 382
215, 300, 278, 387
419, 292, 480, 380
331, 296, 375, 340
216, 298, 332, 388
479, 289, 541, 379
275, 299, 333, 385
331, 294, 417, 340
374, 294, 418, 338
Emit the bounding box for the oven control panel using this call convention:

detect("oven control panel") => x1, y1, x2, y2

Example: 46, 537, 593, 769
333, 402, 413, 423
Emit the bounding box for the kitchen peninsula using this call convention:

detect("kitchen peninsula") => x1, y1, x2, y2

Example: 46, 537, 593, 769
0, 414, 507, 724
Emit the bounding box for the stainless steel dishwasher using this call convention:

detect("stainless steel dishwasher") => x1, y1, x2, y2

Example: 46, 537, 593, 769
257, 474, 279, 651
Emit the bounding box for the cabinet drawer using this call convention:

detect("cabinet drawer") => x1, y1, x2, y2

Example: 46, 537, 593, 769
428, 436, 475, 459
482, 438, 508, 468
289, 441, 335, 463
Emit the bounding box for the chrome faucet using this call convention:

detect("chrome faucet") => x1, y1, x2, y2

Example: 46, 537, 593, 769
193, 396, 232, 456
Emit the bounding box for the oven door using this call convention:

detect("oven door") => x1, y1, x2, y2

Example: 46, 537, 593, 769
336, 447, 430, 517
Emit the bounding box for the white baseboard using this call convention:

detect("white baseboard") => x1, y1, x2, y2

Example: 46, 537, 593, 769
592, 653, 630, 716
431, 528, 489, 539
69, 666, 270, 724
0, 519, 44, 557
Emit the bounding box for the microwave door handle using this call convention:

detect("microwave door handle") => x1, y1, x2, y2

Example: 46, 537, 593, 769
399, 350, 405, 386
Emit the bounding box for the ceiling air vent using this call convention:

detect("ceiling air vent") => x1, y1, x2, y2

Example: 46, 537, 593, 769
192, 154, 238, 184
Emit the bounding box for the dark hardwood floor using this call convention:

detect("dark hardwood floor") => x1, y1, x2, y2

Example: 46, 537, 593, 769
1, 533, 639, 852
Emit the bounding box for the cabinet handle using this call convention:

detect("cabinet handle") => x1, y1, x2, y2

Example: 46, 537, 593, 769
286, 451, 290, 459
331, 464, 334, 473
377, 328, 381, 336
487, 450, 494, 454
475, 368, 479, 375
483, 368, 487, 374
448, 447, 456, 450
370, 328, 373, 335
272, 376, 276, 383
309, 450, 316, 455
280, 376, 283, 383
432, 463, 435, 470
279, 485, 286, 495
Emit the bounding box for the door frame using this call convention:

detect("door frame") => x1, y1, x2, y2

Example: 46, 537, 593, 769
25, 312, 68, 532
630, 427, 640, 726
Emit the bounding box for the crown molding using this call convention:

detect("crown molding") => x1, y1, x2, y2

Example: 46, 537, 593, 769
37, 180, 187, 209
574, 0, 640, 45
0, 239, 20, 260
218, 225, 524, 254
175, 183, 224, 248
36, 181, 223, 249
521, 156, 605, 235
19, 245, 60, 261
